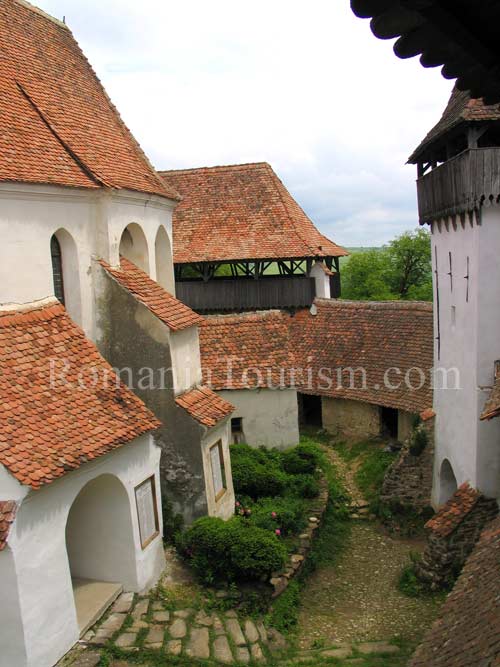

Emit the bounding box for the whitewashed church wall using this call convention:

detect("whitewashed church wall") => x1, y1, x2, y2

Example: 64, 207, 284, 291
201, 419, 235, 520
170, 326, 203, 395
219, 388, 300, 450
431, 208, 500, 506
5, 434, 164, 667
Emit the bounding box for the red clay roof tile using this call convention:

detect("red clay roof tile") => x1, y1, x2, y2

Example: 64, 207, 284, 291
0, 302, 160, 489
175, 386, 234, 428
410, 516, 500, 667
102, 258, 204, 332
425, 483, 482, 538
0, 0, 179, 200
409, 86, 500, 163
0, 500, 17, 551
160, 163, 348, 264
481, 374, 500, 421
200, 299, 433, 413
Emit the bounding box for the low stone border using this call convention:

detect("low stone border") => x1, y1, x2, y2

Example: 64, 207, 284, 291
270, 475, 329, 598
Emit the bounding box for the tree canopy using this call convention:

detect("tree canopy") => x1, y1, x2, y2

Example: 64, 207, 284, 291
341, 228, 432, 302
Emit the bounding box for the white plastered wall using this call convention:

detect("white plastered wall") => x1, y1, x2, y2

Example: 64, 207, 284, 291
218, 388, 300, 450
431, 207, 500, 506
201, 419, 235, 519
0, 434, 165, 667
170, 327, 203, 395
309, 261, 331, 299
0, 183, 176, 342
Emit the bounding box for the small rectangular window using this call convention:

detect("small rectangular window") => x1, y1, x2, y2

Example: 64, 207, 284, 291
210, 440, 227, 501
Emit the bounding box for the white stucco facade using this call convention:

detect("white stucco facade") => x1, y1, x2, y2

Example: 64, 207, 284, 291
431, 206, 500, 506
201, 419, 235, 519
0, 434, 165, 667
219, 388, 300, 450
0, 182, 175, 341
170, 327, 203, 395
309, 261, 331, 299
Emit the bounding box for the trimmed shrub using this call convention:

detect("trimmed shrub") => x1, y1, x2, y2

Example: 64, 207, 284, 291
178, 517, 234, 583
180, 516, 286, 583
230, 523, 287, 580
282, 442, 322, 475
246, 497, 307, 535
230, 444, 287, 498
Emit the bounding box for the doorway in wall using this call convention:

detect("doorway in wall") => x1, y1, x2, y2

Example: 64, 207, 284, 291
380, 406, 398, 439
298, 393, 323, 428
65, 474, 135, 636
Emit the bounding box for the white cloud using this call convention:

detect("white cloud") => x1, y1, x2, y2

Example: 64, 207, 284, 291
36, 0, 452, 246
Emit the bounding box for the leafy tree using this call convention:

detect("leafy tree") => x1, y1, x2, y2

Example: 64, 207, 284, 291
341, 249, 394, 301
341, 228, 432, 302
385, 228, 432, 299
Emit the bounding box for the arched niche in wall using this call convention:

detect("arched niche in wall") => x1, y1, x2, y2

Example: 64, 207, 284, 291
439, 458, 458, 506
65, 474, 136, 587
50, 229, 82, 325
119, 223, 150, 274
154, 225, 175, 293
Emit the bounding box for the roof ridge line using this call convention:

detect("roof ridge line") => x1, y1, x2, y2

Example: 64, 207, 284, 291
16, 81, 110, 188
159, 162, 270, 175
14, 0, 68, 30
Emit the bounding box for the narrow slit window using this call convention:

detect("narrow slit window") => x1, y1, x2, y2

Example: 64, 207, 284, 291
231, 417, 244, 443
50, 235, 65, 305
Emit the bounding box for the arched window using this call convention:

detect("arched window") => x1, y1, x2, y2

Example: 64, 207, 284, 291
155, 225, 174, 292
50, 235, 65, 305
119, 223, 150, 273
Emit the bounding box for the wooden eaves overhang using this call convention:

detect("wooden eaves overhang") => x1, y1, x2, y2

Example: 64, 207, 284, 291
350, 0, 500, 104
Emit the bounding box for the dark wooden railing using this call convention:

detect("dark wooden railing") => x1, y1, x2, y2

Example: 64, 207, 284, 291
417, 148, 500, 224
175, 276, 317, 312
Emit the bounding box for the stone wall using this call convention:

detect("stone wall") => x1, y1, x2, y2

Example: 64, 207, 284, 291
96, 268, 210, 525
416, 483, 499, 590
322, 397, 381, 439
379, 413, 435, 524
409, 517, 500, 667
269, 476, 329, 598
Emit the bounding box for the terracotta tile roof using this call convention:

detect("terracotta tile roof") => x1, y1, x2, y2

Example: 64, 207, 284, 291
102, 258, 204, 332
0, 501, 17, 551
410, 516, 500, 667
409, 86, 500, 163
175, 386, 234, 428
0, 302, 160, 489
160, 163, 348, 264
200, 300, 434, 413
293, 299, 434, 414
420, 408, 436, 422
425, 483, 482, 538
481, 374, 500, 421
200, 310, 296, 390
0, 0, 179, 200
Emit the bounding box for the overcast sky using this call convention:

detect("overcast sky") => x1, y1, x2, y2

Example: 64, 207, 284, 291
36, 0, 452, 246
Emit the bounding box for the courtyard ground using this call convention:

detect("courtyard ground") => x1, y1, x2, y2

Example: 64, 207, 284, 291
60, 434, 443, 667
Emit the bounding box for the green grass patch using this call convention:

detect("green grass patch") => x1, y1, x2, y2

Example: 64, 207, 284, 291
335, 439, 397, 515
267, 436, 352, 635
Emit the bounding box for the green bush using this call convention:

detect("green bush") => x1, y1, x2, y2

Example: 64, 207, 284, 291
230, 523, 287, 580
180, 516, 286, 584
282, 442, 321, 475
230, 444, 288, 498
289, 473, 320, 498
247, 497, 307, 535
